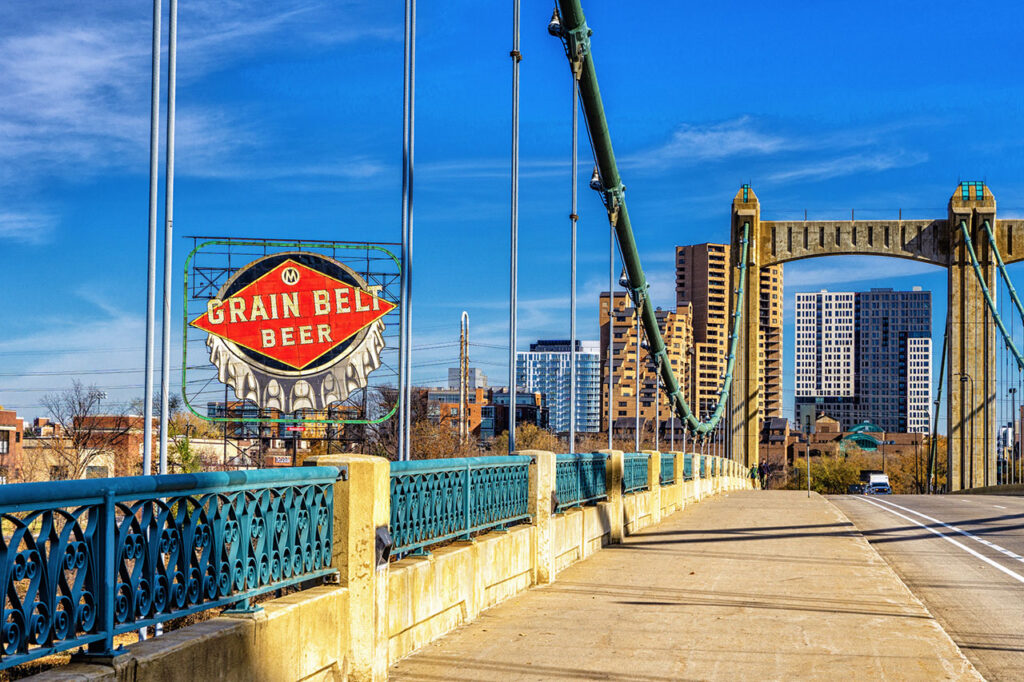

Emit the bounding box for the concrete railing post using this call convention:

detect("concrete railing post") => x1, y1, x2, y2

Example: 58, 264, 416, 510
642, 450, 661, 525
520, 449, 556, 585
599, 449, 624, 543
305, 454, 390, 682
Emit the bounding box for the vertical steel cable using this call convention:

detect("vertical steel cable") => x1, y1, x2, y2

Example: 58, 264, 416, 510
158, 0, 177, 475
398, 0, 415, 460
634, 306, 640, 451
143, 0, 161, 476
569, 74, 578, 453
508, 0, 521, 453
608, 227, 614, 450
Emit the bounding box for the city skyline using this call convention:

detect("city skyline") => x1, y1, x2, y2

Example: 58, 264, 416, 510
3, 2, 1024, 437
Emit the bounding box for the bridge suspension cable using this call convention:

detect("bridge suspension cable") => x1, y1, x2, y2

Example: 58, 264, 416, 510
550, 0, 747, 437
959, 219, 1024, 370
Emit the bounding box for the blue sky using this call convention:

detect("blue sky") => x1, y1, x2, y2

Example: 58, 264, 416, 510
2, 1, 1024, 433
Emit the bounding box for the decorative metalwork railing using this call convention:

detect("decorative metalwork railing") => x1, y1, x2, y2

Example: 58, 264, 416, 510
554, 453, 608, 512
390, 456, 531, 555
683, 454, 693, 481
659, 453, 675, 485
622, 454, 649, 494
700, 456, 707, 478
711, 458, 717, 477
0, 466, 341, 670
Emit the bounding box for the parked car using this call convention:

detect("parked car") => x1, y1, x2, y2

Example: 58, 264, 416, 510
865, 482, 892, 495
847, 483, 865, 494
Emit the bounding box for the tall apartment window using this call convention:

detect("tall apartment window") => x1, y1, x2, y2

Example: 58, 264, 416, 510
0, 431, 8, 455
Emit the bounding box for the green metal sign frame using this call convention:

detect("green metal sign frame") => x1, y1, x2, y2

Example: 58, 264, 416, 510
182, 239, 401, 427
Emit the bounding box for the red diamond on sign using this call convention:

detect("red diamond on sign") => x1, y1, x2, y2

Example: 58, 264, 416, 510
190, 259, 395, 370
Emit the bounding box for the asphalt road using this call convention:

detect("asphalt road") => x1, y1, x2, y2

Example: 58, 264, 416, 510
832, 494, 1024, 681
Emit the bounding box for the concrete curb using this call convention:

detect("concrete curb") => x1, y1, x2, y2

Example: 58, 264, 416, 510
823, 495, 983, 680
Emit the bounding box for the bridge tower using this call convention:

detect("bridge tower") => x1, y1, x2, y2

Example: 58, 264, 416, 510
728, 183, 1003, 489
730, 185, 761, 468
948, 183, 997, 490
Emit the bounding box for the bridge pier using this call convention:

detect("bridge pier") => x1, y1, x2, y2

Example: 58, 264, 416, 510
730, 185, 761, 468
948, 184, 998, 490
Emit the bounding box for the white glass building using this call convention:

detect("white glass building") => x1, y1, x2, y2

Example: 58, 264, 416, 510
516, 340, 601, 433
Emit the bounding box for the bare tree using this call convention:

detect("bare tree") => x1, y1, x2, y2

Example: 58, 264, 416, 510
40, 381, 134, 479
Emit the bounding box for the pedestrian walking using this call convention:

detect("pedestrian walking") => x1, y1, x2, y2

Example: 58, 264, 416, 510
748, 465, 758, 488
758, 460, 768, 489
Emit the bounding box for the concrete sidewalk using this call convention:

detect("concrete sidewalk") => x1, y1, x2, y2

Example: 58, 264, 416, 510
389, 490, 979, 681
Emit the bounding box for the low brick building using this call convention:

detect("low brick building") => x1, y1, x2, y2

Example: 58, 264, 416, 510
0, 406, 25, 483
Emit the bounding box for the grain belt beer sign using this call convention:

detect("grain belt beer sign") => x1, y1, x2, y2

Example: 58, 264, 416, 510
190, 251, 396, 413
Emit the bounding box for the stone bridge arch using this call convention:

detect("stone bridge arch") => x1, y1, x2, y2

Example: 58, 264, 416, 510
730, 183, 1024, 491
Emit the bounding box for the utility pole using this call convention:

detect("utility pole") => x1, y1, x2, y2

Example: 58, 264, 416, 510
459, 312, 469, 444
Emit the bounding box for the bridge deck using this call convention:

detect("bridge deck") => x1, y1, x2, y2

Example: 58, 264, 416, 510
390, 491, 978, 681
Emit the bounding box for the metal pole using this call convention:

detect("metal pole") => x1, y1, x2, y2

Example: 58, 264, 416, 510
1011, 387, 1017, 485
143, 0, 161, 477
508, 0, 521, 453
157, 0, 177, 475
608, 227, 614, 450
569, 74, 578, 454
398, 0, 415, 460
805, 415, 811, 497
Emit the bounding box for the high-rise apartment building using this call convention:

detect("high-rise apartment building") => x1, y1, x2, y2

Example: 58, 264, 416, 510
675, 243, 783, 420
516, 340, 601, 433
795, 287, 931, 432
598, 293, 692, 435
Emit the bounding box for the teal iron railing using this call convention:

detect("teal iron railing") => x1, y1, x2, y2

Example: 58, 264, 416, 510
0, 466, 341, 670
623, 453, 649, 494
389, 456, 531, 555
554, 453, 608, 513
683, 454, 693, 481
659, 453, 675, 485
700, 456, 707, 479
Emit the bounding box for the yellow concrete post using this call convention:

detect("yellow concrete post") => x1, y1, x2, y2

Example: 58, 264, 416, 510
600, 449, 624, 543
305, 454, 390, 682
521, 449, 556, 584
642, 450, 661, 525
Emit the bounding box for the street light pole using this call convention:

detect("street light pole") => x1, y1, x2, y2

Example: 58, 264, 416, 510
958, 372, 976, 487
1010, 387, 1017, 485
804, 415, 811, 498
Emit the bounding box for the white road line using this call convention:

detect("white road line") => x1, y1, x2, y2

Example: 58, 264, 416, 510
856, 497, 1024, 585
994, 505, 1007, 509
869, 497, 1024, 566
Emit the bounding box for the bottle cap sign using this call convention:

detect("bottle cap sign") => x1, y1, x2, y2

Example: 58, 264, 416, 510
190, 251, 396, 412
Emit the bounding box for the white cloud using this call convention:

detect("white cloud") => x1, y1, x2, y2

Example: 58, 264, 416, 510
0, 2, 393, 188
623, 116, 789, 169
767, 151, 928, 184
784, 256, 940, 288
0, 212, 57, 244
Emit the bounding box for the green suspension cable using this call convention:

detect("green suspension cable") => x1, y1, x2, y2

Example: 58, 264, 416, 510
960, 220, 1024, 370
982, 219, 1024, 327
552, 0, 747, 437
